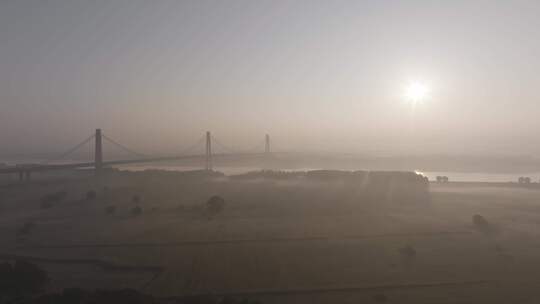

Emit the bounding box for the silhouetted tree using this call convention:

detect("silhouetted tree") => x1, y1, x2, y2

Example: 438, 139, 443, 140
206, 195, 225, 216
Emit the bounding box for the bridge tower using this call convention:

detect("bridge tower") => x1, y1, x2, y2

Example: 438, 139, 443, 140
265, 134, 270, 154
95, 129, 103, 174
205, 131, 212, 171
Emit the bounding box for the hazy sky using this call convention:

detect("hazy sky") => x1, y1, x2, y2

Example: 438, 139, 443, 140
2, 0, 540, 157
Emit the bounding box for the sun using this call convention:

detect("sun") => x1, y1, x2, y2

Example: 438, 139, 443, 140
404, 82, 429, 103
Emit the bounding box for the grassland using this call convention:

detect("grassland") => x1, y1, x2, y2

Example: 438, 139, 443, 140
1, 171, 540, 303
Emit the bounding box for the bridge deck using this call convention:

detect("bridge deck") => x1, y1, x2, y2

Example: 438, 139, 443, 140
0, 152, 264, 174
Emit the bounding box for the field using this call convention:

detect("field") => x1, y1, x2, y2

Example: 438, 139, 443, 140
2, 171, 540, 303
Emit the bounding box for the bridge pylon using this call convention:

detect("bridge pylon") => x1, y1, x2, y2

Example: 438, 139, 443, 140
205, 131, 212, 171
265, 134, 270, 154
95, 129, 103, 174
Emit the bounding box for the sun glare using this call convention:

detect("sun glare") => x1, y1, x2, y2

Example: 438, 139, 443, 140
405, 82, 429, 103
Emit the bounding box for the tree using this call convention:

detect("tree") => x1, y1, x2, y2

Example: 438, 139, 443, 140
206, 196, 225, 216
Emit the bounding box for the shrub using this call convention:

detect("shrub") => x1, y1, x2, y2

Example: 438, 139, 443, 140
398, 245, 416, 259
131, 206, 142, 216
436, 176, 449, 183
373, 293, 388, 303
398, 245, 417, 266
89, 289, 153, 303
40, 191, 67, 209
105, 205, 116, 215
0, 260, 49, 296
86, 190, 97, 200
518, 177, 531, 184
472, 214, 493, 234
206, 195, 225, 216
40, 200, 54, 209
17, 221, 36, 237
220, 297, 262, 304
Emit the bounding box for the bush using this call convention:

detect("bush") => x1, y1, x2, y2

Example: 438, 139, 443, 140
518, 177, 531, 184
86, 190, 97, 200
0, 260, 49, 296
5, 288, 264, 303
88, 289, 153, 304
40, 201, 54, 209
436, 176, 449, 183
373, 293, 388, 303
39, 191, 67, 209
17, 221, 36, 237
105, 205, 116, 215
398, 245, 416, 259
206, 195, 225, 216
131, 206, 142, 216
398, 245, 417, 266
472, 214, 494, 235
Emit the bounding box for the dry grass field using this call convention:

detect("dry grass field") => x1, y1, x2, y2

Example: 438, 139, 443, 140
2, 172, 540, 303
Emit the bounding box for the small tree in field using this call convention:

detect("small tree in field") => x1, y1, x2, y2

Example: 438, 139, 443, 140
206, 195, 225, 217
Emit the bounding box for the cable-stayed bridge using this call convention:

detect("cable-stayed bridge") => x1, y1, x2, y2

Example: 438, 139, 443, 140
0, 129, 273, 180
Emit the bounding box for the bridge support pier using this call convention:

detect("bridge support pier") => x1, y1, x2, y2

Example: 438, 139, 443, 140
95, 129, 103, 175
17, 171, 30, 182
205, 131, 212, 171
265, 134, 270, 154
